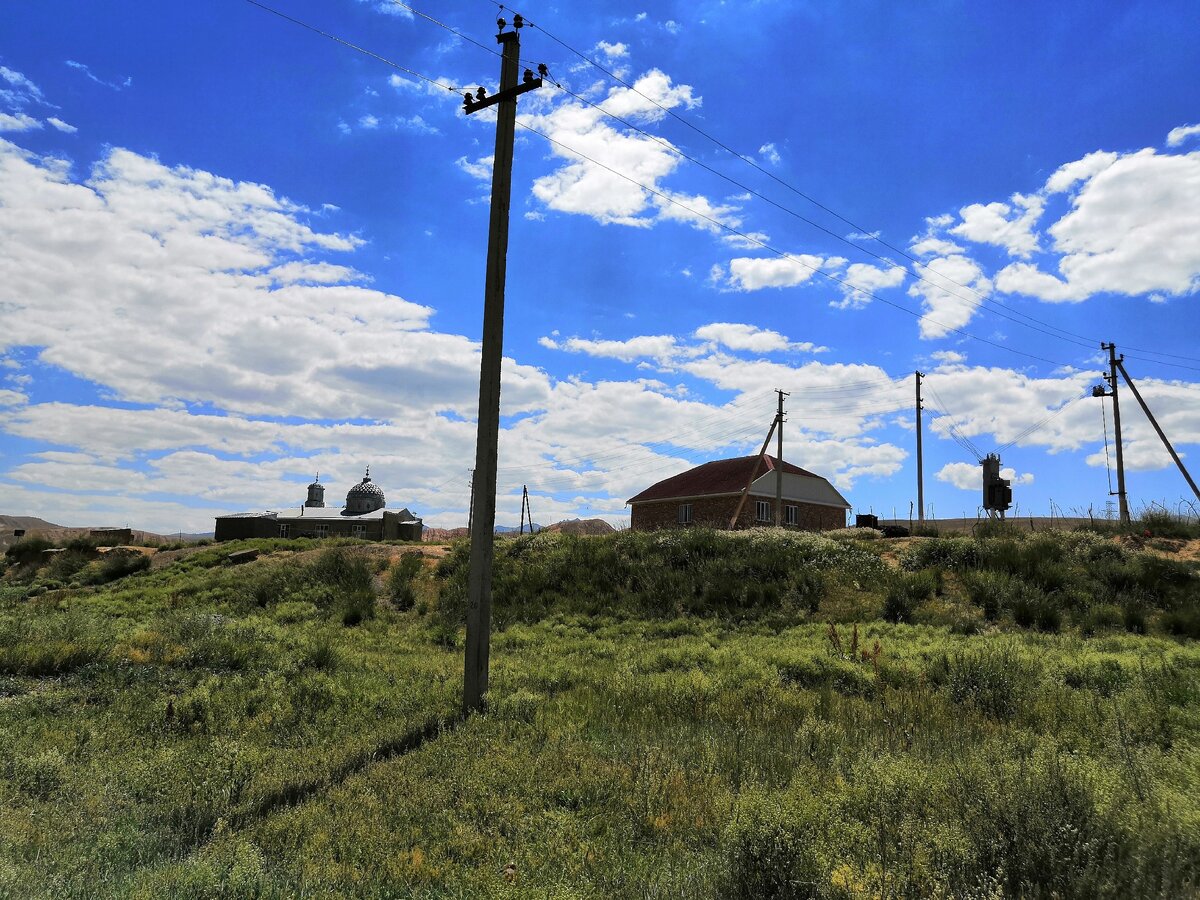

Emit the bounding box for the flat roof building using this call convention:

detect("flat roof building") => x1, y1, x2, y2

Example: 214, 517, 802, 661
214, 468, 422, 542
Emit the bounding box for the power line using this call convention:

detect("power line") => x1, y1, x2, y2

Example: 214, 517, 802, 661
243, 0, 463, 93
252, 1, 1200, 374
514, 118, 1077, 369
476, 1, 1200, 368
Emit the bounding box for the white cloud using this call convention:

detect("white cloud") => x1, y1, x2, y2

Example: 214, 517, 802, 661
595, 41, 629, 59
831, 262, 906, 310
540, 334, 680, 363
950, 192, 1044, 258
724, 254, 827, 291
758, 142, 781, 165
930, 350, 966, 365
456, 154, 494, 180
0, 388, 27, 406
1044, 150, 1119, 194
358, 114, 380, 129
0, 113, 41, 133
936, 461, 1033, 491
521, 69, 724, 229
46, 117, 76, 134
64, 60, 131, 91
910, 235, 964, 257
0, 66, 46, 108
694, 323, 791, 353
997, 148, 1200, 302
908, 253, 992, 339
0, 139, 558, 423
1166, 124, 1200, 148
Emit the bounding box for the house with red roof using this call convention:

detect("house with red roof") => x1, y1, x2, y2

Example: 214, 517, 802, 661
626, 454, 850, 531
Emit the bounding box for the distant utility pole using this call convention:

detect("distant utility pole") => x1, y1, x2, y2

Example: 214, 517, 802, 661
915, 371, 924, 523
1098, 343, 1130, 524
467, 469, 475, 535
1115, 358, 1200, 503
774, 389, 789, 526
519, 485, 533, 534
461, 15, 544, 716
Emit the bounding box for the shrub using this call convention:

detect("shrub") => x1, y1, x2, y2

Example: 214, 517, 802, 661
1078, 603, 1123, 636
4, 536, 54, 567
926, 645, 1038, 720
725, 790, 828, 899
1162, 607, 1200, 639
883, 570, 938, 623
1138, 508, 1200, 539
388, 552, 424, 611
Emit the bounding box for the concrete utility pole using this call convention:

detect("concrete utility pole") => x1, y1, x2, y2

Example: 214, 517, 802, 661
1116, 359, 1200, 504
915, 371, 924, 523
774, 389, 788, 526
1101, 342, 1131, 524
462, 18, 544, 715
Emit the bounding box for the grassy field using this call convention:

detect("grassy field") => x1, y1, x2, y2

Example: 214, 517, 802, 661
1, 525, 1198, 898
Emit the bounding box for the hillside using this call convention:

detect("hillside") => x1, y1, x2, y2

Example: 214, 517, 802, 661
0, 525, 1198, 897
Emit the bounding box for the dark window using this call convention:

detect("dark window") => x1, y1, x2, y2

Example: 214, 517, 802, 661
315, 524, 329, 538
755, 500, 771, 522
678, 503, 693, 524
785, 505, 798, 526
279, 524, 290, 538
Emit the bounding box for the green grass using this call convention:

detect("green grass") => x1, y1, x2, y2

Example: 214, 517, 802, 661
0, 529, 1197, 897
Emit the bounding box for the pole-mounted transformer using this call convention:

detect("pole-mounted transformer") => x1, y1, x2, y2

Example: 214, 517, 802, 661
981, 453, 1012, 520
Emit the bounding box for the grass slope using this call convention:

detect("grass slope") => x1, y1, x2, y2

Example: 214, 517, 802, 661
1, 528, 1198, 898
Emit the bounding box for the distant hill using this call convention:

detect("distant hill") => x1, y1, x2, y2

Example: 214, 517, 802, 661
0, 515, 211, 550
421, 518, 612, 542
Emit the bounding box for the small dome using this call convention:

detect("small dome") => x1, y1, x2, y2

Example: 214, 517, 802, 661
345, 466, 385, 513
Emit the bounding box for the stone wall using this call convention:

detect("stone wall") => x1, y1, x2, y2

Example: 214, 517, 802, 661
631, 494, 846, 532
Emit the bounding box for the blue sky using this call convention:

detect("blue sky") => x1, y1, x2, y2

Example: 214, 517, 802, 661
1, 0, 1198, 533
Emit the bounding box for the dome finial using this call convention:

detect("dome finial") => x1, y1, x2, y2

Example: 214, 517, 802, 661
364, 464, 371, 482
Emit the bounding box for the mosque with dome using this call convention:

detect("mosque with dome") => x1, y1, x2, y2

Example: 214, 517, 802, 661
213, 468, 423, 542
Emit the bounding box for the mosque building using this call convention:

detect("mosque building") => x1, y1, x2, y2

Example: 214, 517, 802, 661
214, 468, 423, 542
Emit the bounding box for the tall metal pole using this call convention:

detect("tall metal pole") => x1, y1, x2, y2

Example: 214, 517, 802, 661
462, 25, 541, 715
1103, 342, 1131, 524
1116, 360, 1200, 503
774, 389, 788, 526
915, 371, 924, 523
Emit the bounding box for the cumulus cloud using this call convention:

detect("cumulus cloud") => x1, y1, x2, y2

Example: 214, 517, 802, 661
950, 193, 1044, 258
996, 148, 1200, 302
456, 154, 494, 180
758, 142, 781, 165
936, 461, 1033, 491
0, 139, 560, 423
0, 112, 41, 132
908, 253, 992, 339
595, 41, 629, 59
721, 254, 829, 291
46, 117, 76, 133
1166, 124, 1200, 148
520, 69, 734, 230
831, 262, 907, 310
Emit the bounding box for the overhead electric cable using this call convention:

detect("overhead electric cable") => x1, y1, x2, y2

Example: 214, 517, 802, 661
243, 0, 463, 93
514, 118, 1077, 368
258, 0, 1200, 374
477, 1, 1200, 368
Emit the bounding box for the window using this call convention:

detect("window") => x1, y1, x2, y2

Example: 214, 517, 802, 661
785, 505, 798, 526
677, 503, 693, 525
315, 524, 329, 538
351, 524, 366, 538
279, 524, 289, 538
755, 500, 771, 522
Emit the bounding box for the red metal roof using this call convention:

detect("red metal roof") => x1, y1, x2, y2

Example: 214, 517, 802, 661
626, 454, 821, 504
